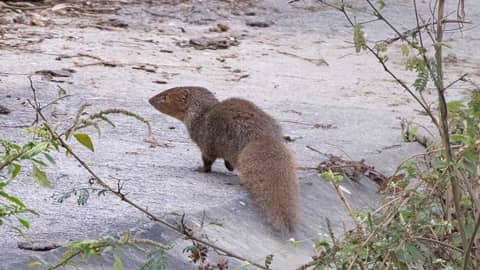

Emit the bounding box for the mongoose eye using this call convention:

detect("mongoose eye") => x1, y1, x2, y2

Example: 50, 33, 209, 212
160, 95, 167, 102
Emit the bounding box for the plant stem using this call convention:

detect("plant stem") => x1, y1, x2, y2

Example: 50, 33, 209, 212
432, 1, 468, 263
0, 149, 28, 171
463, 212, 480, 269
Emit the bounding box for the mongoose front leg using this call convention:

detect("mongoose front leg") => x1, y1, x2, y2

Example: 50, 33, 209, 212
195, 154, 216, 173
224, 160, 234, 171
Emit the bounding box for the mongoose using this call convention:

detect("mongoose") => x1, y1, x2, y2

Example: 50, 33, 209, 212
149, 86, 299, 233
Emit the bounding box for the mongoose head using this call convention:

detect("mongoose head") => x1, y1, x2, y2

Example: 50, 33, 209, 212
149, 87, 190, 121
149, 86, 217, 122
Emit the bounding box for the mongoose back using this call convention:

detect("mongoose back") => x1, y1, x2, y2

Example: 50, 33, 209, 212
149, 86, 299, 233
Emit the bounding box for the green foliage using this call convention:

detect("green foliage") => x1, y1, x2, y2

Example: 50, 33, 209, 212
376, 0, 385, 10
309, 183, 464, 269
57, 233, 170, 269
32, 164, 50, 188
0, 138, 54, 234
58, 236, 120, 267
27, 260, 42, 267
405, 57, 430, 92
264, 254, 274, 269
448, 90, 480, 172
308, 75, 480, 270
353, 23, 367, 53
401, 44, 409, 57
413, 65, 429, 92
374, 41, 387, 53
312, 1, 480, 269
113, 253, 124, 270
400, 120, 418, 142
320, 170, 343, 186
73, 133, 94, 152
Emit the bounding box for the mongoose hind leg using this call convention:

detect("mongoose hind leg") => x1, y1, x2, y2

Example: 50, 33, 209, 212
195, 154, 216, 173
224, 160, 234, 171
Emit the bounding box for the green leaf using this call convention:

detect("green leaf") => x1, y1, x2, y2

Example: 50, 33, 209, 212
447, 100, 465, 113
399, 262, 408, 270
16, 214, 30, 228
119, 232, 129, 244
413, 64, 429, 92
469, 90, 480, 117
450, 134, 465, 143
32, 164, 51, 188
353, 23, 366, 53
400, 44, 409, 57
27, 261, 43, 267
73, 133, 94, 152
0, 191, 26, 207
374, 41, 387, 53
320, 171, 343, 185
264, 254, 274, 269
23, 142, 50, 159
31, 158, 47, 167
8, 163, 21, 179
376, 0, 385, 10
314, 240, 330, 249
43, 153, 56, 165
113, 254, 124, 270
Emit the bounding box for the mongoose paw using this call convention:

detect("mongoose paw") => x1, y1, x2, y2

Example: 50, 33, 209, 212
224, 160, 234, 171
195, 166, 211, 173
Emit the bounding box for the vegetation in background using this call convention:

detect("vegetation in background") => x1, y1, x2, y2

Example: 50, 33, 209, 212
297, 0, 479, 269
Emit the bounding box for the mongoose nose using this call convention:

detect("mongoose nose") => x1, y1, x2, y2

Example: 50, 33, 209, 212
148, 96, 156, 106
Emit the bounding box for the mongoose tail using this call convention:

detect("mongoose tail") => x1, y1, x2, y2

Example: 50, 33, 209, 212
238, 136, 299, 233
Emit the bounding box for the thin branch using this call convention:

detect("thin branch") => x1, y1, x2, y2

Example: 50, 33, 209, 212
0, 150, 27, 171
49, 242, 112, 270
415, 236, 464, 253
364, 0, 406, 39
27, 76, 40, 125
383, 19, 468, 44
40, 94, 73, 110
443, 73, 468, 92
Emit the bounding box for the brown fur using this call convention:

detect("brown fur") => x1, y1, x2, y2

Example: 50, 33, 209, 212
149, 86, 299, 232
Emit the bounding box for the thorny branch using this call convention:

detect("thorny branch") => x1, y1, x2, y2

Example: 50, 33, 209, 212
26, 77, 268, 270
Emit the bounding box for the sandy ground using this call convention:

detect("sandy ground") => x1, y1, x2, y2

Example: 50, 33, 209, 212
0, 0, 479, 269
